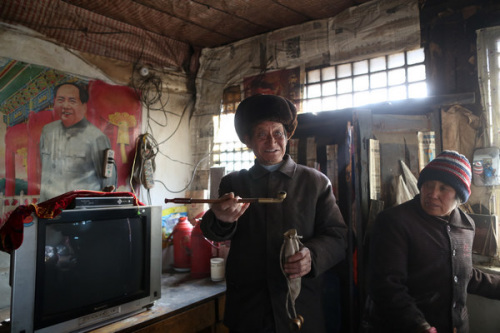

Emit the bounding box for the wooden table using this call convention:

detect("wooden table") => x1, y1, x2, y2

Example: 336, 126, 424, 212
90, 271, 228, 333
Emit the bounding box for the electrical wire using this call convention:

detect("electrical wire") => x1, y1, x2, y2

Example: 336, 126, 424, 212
125, 37, 206, 199
156, 99, 193, 146
155, 150, 212, 193
129, 130, 211, 198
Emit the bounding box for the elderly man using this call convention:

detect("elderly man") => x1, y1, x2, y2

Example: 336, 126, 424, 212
39, 82, 115, 201
201, 94, 347, 333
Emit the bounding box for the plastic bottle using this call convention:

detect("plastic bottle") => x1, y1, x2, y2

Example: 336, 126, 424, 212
172, 217, 192, 271
190, 218, 212, 279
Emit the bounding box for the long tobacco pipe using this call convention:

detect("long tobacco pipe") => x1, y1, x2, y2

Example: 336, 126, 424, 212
165, 191, 287, 204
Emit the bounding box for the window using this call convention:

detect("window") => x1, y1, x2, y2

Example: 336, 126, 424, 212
303, 48, 427, 113
212, 113, 254, 173
211, 86, 254, 173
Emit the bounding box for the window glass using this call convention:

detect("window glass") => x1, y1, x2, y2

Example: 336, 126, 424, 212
388, 52, 405, 69
322, 67, 336, 80
388, 68, 406, 86
308, 69, 321, 83
370, 56, 387, 72
212, 113, 254, 173
338, 63, 352, 78
354, 91, 371, 106
307, 84, 322, 98
408, 82, 428, 98
305, 98, 322, 112
388, 85, 407, 100
322, 96, 337, 111
408, 65, 426, 82
338, 78, 353, 94
353, 60, 368, 75
407, 48, 425, 65
337, 94, 353, 109
354, 75, 369, 92
322, 81, 336, 95
370, 88, 387, 103
370, 72, 387, 88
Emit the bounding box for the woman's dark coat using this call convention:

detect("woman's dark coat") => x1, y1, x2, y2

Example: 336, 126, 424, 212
363, 195, 500, 333
201, 155, 347, 333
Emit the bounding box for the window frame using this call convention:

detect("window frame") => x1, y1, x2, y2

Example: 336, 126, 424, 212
303, 48, 427, 113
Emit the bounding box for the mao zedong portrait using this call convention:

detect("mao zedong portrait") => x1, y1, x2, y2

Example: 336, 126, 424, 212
39, 82, 114, 202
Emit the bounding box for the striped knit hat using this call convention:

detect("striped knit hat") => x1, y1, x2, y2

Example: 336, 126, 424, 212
417, 150, 472, 203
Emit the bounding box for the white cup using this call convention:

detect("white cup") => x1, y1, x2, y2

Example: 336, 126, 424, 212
210, 257, 225, 282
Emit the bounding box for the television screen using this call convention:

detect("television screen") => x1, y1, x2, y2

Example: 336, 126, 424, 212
35, 215, 149, 329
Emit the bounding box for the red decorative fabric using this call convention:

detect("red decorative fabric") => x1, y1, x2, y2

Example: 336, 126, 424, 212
0, 190, 143, 253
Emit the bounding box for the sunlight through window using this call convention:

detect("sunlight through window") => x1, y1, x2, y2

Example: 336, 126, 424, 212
303, 48, 427, 113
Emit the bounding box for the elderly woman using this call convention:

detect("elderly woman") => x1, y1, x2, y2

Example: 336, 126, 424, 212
201, 94, 347, 333
363, 150, 500, 333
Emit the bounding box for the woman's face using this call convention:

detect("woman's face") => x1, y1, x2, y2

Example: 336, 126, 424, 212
244, 121, 287, 166
420, 180, 458, 216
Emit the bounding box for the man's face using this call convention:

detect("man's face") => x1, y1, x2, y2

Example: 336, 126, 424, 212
245, 121, 287, 166
54, 84, 86, 127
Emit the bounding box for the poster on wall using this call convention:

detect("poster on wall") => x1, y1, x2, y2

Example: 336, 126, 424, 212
243, 68, 301, 111
0, 57, 142, 214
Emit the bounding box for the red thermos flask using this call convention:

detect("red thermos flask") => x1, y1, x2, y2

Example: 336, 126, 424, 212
190, 218, 212, 278
172, 217, 192, 271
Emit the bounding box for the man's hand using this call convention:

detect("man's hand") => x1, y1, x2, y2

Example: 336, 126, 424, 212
211, 192, 250, 223
283, 247, 311, 279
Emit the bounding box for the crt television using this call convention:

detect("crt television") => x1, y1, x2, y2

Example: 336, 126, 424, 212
9, 204, 162, 333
